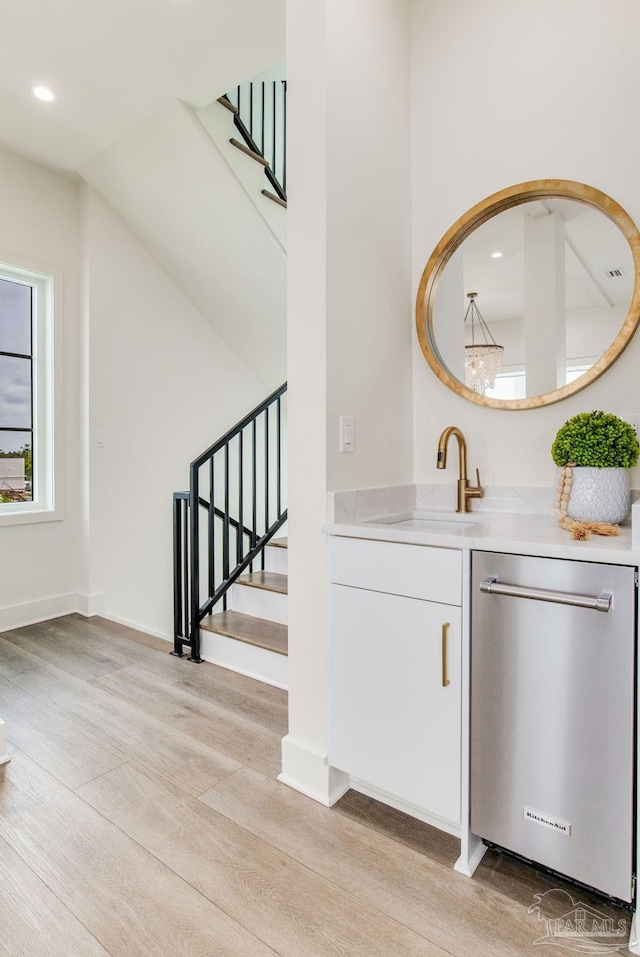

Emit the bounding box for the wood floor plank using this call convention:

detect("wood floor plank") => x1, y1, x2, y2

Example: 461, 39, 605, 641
0, 634, 48, 677
56, 614, 191, 682
170, 664, 288, 736
0, 834, 111, 957
86, 614, 171, 652
1, 622, 124, 680
0, 752, 278, 957
198, 767, 632, 957
334, 788, 459, 868
0, 675, 128, 789
1, 616, 628, 957
92, 666, 283, 778
62, 615, 288, 735
9, 664, 241, 796
77, 761, 449, 957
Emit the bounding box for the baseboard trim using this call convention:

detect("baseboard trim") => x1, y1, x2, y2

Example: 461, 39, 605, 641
279, 735, 350, 806
75, 592, 105, 617
92, 612, 172, 645
350, 777, 461, 839
0, 593, 79, 633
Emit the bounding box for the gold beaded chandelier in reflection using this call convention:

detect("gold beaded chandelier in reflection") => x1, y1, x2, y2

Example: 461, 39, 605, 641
464, 292, 504, 394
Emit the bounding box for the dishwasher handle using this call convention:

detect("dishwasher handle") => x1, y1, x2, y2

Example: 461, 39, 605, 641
479, 577, 612, 613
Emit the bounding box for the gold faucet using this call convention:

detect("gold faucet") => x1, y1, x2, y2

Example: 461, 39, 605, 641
436, 426, 484, 513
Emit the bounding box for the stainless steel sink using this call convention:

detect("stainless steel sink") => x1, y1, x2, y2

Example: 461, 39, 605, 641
389, 518, 477, 531
366, 511, 484, 531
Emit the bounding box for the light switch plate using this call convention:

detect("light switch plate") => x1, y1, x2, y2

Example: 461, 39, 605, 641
340, 416, 355, 453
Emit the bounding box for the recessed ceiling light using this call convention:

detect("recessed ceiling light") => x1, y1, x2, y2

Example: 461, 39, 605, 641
32, 85, 57, 102
491, 251, 503, 259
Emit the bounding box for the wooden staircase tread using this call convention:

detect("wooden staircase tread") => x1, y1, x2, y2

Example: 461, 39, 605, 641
261, 188, 287, 208
217, 95, 239, 114
230, 137, 269, 167
269, 537, 287, 549
237, 571, 288, 594
201, 611, 287, 656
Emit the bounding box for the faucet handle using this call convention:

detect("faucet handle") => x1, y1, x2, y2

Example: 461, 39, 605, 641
469, 468, 484, 498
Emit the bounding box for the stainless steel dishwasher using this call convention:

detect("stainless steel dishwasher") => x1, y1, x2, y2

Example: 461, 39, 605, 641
471, 551, 636, 903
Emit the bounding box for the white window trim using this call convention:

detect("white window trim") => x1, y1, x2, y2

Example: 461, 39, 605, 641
0, 253, 63, 527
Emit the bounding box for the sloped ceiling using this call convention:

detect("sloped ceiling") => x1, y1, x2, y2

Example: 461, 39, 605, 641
0, 0, 285, 174
81, 101, 287, 387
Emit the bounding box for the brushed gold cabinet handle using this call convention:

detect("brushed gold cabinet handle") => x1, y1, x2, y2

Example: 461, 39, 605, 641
441, 622, 451, 688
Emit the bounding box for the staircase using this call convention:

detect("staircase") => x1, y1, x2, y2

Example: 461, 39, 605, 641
200, 538, 288, 688
196, 67, 287, 254
173, 383, 288, 688
171, 64, 289, 687
218, 73, 287, 208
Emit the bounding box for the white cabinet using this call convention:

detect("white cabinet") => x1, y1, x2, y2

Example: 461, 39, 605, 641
327, 536, 462, 829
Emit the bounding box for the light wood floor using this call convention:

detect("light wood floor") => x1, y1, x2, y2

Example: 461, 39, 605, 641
0, 614, 632, 956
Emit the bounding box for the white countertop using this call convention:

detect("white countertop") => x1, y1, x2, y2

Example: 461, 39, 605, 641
324, 509, 640, 566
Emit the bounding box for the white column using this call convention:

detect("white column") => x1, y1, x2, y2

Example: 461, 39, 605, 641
282, 0, 412, 806
524, 212, 566, 395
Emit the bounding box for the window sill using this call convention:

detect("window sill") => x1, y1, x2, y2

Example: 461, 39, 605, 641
0, 503, 63, 526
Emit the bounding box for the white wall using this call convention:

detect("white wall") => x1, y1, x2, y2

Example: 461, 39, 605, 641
0, 148, 81, 630
81, 187, 266, 638
283, 0, 412, 803
80, 101, 287, 391
411, 0, 640, 490
325, 0, 413, 491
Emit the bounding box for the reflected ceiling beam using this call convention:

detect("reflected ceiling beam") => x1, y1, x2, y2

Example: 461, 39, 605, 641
565, 240, 612, 308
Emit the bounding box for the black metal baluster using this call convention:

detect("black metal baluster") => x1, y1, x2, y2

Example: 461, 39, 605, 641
183, 498, 189, 641
277, 397, 282, 518
260, 82, 265, 157
264, 409, 270, 570
282, 80, 287, 195
172, 495, 184, 656
208, 457, 215, 602
223, 444, 229, 610
189, 466, 203, 661
237, 430, 244, 565
251, 418, 257, 572
272, 81, 277, 182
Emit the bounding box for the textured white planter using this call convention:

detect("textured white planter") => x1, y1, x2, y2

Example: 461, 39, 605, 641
567, 467, 631, 524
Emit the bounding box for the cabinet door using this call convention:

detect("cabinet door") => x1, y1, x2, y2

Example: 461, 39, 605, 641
328, 583, 461, 825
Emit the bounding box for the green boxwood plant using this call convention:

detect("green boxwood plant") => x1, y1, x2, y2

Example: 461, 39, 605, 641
551, 411, 640, 468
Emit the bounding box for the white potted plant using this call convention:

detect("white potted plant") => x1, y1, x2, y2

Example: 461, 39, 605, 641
552, 411, 639, 524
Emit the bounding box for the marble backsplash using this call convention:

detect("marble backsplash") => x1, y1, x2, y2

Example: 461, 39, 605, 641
328, 481, 640, 524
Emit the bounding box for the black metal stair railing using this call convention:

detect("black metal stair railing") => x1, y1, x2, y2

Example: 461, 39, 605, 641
223, 79, 287, 202
172, 383, 287, 662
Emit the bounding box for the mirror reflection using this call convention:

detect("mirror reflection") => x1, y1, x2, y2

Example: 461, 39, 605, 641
432, 198, 635, 400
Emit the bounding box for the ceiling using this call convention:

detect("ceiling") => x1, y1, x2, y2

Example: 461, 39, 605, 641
0, 0, 285, 175
461, 199, 634, 321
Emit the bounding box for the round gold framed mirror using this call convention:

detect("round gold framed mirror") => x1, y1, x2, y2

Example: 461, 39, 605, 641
416, 180, 640, 409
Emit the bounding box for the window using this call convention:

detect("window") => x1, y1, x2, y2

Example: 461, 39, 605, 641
0, 259, 58, 524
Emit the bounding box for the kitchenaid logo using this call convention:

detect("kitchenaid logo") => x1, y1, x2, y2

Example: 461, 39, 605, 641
524, 805, 572, 836
529, 889, 628, 954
